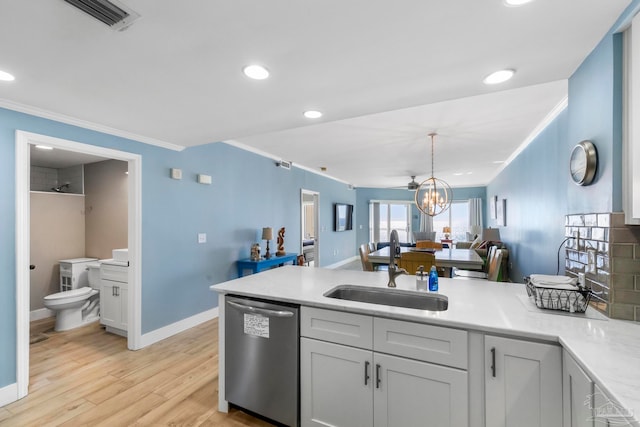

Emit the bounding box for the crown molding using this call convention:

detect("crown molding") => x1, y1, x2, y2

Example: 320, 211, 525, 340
486, 95, 569, 186
0, 98, 184, 152
223, 140, 352, 186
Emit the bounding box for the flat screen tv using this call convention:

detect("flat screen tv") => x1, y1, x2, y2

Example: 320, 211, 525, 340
334, 203, 353, 232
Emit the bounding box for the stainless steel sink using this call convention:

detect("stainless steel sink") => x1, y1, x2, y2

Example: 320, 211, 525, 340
324, 285, 448, 311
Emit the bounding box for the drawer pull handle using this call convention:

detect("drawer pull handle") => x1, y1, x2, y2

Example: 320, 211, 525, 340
375, 364, 381, 389
491, 347, 496, 378
364, 361, 370, 385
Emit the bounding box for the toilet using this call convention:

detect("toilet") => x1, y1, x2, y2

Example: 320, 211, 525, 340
44, 260, 102, 331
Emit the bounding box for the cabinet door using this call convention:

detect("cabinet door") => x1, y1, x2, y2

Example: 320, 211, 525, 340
563, 350, 594, 427
120, 285, 128, 328
485, 336, 562, 427
100, 282, 120, 328
373, 353, 468, 427
301, 338, 373, 427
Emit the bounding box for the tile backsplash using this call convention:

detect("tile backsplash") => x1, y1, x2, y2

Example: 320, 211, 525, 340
565, 212, 640, 322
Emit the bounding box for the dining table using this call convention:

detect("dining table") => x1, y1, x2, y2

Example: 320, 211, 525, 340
368, 246, 484, 277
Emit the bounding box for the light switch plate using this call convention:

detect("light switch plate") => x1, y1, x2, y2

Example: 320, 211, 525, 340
170, 168, 182, 180
198, 233, 207, 243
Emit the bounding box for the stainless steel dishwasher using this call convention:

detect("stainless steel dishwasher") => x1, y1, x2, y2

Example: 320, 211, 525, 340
225, 295, 299, 426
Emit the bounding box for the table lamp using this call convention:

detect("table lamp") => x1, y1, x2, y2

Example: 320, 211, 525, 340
443, 226, 451, 239
262, 227, 273, 259
482, 227, 501, 247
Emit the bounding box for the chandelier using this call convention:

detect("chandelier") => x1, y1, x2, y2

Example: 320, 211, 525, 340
414, 133, 452, 217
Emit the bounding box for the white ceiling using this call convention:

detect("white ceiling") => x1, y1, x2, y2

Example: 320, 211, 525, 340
0, 0, 631, 187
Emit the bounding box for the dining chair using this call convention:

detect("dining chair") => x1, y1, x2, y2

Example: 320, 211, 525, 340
359, 243, 374, 272
453, 246, 502, 281
368, 242, 377, 253
416, 240, 443, 250
399, 251, 436, 275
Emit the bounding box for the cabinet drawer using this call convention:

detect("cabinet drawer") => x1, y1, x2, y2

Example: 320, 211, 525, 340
100, 264, 128, 283
301, 307, 373, 349
373, 318, 468, 369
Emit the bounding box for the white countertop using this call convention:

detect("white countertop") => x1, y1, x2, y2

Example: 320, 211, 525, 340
211, 266, 640, 425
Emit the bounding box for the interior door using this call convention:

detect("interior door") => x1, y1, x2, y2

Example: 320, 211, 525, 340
301, 189, 319, 267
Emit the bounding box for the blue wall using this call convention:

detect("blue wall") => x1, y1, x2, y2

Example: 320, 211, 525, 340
354, 186, 486, 247
487, 0, 640, 281
0, 108, 355, 389
486, 110, 569, 282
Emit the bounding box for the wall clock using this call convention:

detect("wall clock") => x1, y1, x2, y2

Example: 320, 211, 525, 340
569, 140, 597, 186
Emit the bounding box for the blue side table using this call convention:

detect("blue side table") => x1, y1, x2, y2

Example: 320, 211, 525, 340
237, 253, 299, 277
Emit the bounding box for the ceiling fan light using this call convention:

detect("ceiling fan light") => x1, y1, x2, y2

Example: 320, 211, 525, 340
483, 69, 515, 85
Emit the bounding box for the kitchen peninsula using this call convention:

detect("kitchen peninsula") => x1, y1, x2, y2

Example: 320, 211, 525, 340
211, 266, 640, 426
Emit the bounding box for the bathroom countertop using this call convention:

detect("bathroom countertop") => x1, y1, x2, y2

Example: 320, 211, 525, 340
212, 266, 640, 426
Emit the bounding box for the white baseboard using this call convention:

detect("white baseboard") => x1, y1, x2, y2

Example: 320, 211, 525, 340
325, 256, 359, 269
0, 382, 18, 407
30, 307, 54, 322
139, 307, 219, 348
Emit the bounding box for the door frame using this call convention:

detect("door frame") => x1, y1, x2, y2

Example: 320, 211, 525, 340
15, 130, 143, 400
300, 189, 319, 267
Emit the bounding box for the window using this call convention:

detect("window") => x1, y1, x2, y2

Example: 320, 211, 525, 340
432, 201, 470, 241
369, 201, 412, 243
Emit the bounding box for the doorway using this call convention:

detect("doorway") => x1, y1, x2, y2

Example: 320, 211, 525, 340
300, 189, 319, 267
15, 131, 142, 400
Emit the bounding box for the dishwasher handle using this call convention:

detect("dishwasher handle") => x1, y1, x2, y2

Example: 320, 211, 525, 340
227, 300, 295, 318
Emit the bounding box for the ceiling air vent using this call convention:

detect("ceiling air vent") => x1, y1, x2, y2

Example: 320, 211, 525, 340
276, 160, 292, 170
63, 0, 140, 31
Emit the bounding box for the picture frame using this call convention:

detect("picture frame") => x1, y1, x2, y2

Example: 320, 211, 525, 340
490, 195, 498, 219
496, 198, 506, 227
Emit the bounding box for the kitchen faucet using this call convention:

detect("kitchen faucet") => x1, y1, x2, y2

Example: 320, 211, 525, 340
387, 230, 408, 287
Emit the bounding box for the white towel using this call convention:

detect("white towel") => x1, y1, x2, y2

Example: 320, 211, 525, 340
529, 274, 578, 290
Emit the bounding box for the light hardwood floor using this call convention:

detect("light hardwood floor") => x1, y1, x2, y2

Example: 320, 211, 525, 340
0, 318, 274, 426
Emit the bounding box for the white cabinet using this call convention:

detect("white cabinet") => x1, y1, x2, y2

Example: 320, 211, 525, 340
563, 350, 632, 427
373, 352, 467, 427
563, 350, 595, 427
100, 262, 128, 336
300, 307, 468, 427
485, 335, 562, 427
301, 338, 372, 427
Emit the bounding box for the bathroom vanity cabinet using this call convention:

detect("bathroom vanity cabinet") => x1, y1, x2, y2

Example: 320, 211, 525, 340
100, 262, 128, 336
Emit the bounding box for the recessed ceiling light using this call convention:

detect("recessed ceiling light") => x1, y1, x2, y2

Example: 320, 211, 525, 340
453, 172, 464, 176
304, 110, 323, 119
466, 172, 473, 175
35, 145, 53, 150
483, 69, 515, 85
242, 65, 269, 80
0, 70, 15, 82
493, 160, 505, 164
504, 0, 533, 6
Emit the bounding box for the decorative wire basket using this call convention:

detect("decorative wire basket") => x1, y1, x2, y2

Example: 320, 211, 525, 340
525, 277, 591, 313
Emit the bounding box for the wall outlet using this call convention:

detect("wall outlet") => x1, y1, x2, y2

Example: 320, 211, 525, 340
197, 174, 212, 184
198, 233, 207, 243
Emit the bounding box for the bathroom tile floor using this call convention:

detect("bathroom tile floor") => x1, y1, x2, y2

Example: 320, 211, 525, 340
1, 319, 273, 426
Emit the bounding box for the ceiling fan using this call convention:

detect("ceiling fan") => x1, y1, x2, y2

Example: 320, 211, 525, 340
388, 176, 421, 191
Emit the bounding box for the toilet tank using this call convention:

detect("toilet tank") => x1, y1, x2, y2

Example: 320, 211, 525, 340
87, 262, 102, 289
